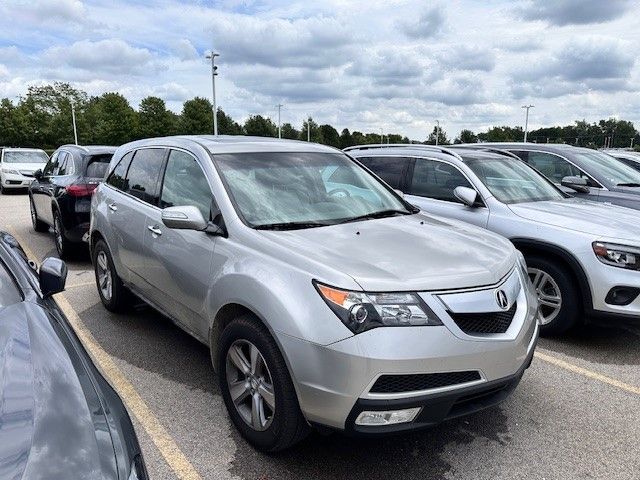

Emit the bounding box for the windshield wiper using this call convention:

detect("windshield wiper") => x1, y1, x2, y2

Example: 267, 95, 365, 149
254, 221, 331, 231
617, 183, 640, 187
337, 209, 412, 225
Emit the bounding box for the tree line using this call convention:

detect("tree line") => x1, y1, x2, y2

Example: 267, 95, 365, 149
1, 82, 638, 152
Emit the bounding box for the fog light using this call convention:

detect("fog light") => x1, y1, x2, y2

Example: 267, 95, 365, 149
355, 407, 421, 426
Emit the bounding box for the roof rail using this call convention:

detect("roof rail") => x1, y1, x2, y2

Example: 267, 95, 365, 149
343, 144, 464, 161
450, 145, 521, 160
60, 144, 89, 152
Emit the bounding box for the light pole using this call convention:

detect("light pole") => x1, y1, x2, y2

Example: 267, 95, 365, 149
277, 104, 283, 139
522, 105, 534, 142
206, 51, 220, 135
70, 100, 78, 145
435, 120, 440, 146
380, 128, 383, 144
307, 117, 311, 142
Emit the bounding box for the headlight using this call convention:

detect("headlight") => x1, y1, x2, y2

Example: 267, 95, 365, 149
314, 281, 442, 334
1, 168, 19, 174
593, 242, 640, 270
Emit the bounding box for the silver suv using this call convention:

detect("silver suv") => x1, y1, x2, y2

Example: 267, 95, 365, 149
347, 144, 640, 335
90, 136, 538, 451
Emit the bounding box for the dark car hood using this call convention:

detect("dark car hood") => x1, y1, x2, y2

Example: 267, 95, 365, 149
0, 301, 116, 480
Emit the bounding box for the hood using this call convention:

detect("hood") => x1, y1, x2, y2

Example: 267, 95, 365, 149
0, 302, 116, 480
259, 213, 516, 291
3, 162, 46, 173
508, 198, 640, 242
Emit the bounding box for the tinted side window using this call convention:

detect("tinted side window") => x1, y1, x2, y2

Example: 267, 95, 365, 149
57, 152, 75, 176
125, 148, 165, 205
106, 152, 134, 191
43, 152, 59, 176
408, 159, 473, 203
358, 156, 409, 189
160, 150, 213, 219
526, 152, 586, 184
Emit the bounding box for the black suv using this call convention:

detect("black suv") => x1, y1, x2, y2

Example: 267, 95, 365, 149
29, 145, 115, 258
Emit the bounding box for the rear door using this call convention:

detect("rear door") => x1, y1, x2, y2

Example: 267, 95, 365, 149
142, 149, 216, 337
405, 157, 489, 227
103, 148, 166, 288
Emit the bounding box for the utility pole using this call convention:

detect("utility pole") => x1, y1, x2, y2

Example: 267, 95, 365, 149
70, 100, 78, 145
522, 105, 534, 142
307, 117, 311, 142
631, 137, 635, 149
206, 51, 220, 135
276, 104, 283, 139
435, 120, 440, 146
380, 128, 383, 144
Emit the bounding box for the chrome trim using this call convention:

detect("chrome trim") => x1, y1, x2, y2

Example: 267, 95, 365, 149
362, 370, 487, 400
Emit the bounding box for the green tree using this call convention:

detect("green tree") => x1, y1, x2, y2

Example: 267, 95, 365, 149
299, 118, 322, 143
217, 108, 243, 135
243, 115, 277, 137
477, 126, 523, 142
89, 93, 138, 145
280, 123, 299, 140
454, 129, 478, 144
319, 124, 340, 147
0, 99, 25, 146
137, 96, 175, 139
339, 128, 354, 149
427, 126, 450, 145
179, 97, 213, 134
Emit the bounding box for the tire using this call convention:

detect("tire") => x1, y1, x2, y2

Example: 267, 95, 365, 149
217, 314, 309, 452
526, 255, 580, 336
53, 210, 74, 260
92, 239, 130, 312
30, 196, 48, 232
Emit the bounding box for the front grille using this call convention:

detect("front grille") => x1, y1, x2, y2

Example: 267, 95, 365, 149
449, 303, 517, 334
19, 171, 34, 177
370, 371, 482, 394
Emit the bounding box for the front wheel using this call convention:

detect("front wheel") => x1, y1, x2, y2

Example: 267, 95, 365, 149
30, 197, 48, 232
218, 314, 309, 451
527, 256, 580, 336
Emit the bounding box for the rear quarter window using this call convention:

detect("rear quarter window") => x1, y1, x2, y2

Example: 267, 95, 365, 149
85, 154, 113, 179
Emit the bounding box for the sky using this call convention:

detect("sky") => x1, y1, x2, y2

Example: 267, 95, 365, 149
0, 0, 639, 139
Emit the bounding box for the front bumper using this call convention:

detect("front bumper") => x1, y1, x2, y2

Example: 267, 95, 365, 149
1, 172, 34, 188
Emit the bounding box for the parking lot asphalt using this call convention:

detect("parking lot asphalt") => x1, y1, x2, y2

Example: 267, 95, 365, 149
2, 191, 639, 480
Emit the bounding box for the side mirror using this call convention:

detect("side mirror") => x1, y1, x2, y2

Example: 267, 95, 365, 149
561, 176, 589, 193
454, 186, 479, 207
33, 169, 43, 180
39, 257, 67, 298
161, 206, 208, 231
394, 189, 404, 198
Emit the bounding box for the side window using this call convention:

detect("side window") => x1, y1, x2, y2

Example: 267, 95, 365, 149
510, 151, 528, 162
408, 158, 474, 203
358, 156, 409, 189
526, 152, 582, 183
160, 150, 213, 220
106, 152, 134, 191
43, 152, 59, 176
57, 152, 71, 176
124, 148, 166, 205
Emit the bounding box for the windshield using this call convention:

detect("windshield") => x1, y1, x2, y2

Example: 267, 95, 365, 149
213, 152, 411, 229
466, 158, 564, 204
572, 150, 640, 187
3, 150, 49, 164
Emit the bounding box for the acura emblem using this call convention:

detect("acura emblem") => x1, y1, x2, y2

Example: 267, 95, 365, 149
496, 290, 509, 310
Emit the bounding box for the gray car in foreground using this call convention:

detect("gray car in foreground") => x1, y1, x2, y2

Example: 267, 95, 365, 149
347, 144, 640, 335
477, 143, 640, 209
90, 136, 538, 451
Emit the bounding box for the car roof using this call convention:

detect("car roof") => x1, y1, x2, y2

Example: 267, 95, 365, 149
58, 145, 117, 155
345, 144, 515, 163
118, 135, 340, 155
2, 147, 47, 153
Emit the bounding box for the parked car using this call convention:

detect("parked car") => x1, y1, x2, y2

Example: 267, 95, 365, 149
475, 143, 640, 210
90, 136, 539, 451
602, 149, 640, 172
0, 231, 148, 480
29, 145, 115, 259
0, 147, 49, 193
347, 144, 640, 335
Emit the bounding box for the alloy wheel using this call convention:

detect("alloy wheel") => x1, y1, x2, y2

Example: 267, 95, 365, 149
528, 267, 562, 325
30, 200, 37, 228
225, 339, 275, 432
96, 251, 113, 301
54, 216, 64, 253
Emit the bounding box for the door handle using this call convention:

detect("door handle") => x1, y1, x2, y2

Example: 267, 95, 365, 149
108, 203, 118, 212
147, 225, 162, 236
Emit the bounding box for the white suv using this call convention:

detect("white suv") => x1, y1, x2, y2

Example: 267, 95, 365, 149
348, 144, 640, 335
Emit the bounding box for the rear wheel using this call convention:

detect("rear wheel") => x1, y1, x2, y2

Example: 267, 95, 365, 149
30, 196, 48, 232
92, 239, 130, 312
53, 210, 74, 259
218, 314, 309, 452
526, 255, 580, 336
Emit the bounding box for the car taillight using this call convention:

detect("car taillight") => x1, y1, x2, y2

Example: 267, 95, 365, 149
66, 183, 98, 197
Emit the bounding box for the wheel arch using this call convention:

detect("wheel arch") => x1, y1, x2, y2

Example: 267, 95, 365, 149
511, 237, 593, 312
